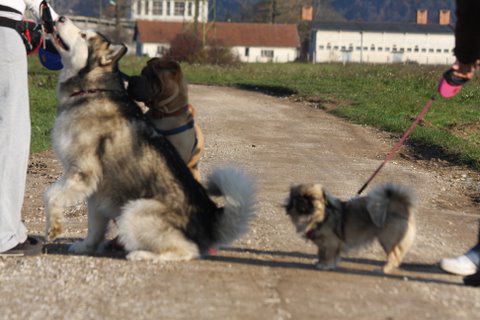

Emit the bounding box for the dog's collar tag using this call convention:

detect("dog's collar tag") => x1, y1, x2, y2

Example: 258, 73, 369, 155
305, 225, 320, 240
305, 229, 315, 239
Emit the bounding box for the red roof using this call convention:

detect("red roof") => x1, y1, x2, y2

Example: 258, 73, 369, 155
136, 20, 300, 48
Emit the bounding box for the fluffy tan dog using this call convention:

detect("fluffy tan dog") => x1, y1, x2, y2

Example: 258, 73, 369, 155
127, 59, 204, 181
285, 183, 416, 273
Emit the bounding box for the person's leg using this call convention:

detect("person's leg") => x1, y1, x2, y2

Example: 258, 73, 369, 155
465, 242, 480, 265
0, 27, 30, 253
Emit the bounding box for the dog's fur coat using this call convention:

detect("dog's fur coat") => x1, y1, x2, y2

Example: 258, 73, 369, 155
45, 17, 255, 261
285, 183, 416, 273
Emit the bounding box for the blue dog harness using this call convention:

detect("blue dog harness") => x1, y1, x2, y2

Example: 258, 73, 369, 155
155, 120, 195, 136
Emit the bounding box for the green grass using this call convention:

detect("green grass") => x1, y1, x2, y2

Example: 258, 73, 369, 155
181, 62, 480, 169
29, 57, 58, 153
29, 56, 480, 169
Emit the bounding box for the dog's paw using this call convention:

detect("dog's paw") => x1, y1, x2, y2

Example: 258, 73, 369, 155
382, 264, 396, 274
69, 241, 95, 254
315, 262, 337, 271
46, 220, 63, 241
126, 250, 159, 262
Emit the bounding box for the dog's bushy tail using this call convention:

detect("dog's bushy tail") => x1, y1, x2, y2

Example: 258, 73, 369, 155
206, 167, 256, 246
366, 184, 416, 227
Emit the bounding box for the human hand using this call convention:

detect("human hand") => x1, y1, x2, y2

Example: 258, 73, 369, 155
452, 60, 479, 80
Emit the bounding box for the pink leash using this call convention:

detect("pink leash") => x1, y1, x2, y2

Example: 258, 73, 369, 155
356, 95, 437, 195
356, 68, 469, 195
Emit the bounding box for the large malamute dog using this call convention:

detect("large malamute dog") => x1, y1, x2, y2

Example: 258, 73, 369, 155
285, 184, 416, 273
45, 16, 255, 261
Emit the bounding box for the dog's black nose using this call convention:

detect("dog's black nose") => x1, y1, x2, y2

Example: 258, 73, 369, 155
58, 16, 66, 23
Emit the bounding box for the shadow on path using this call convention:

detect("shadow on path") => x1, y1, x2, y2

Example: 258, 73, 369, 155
234, 83, 297, 98
43, 237, 126, 259
217, 247, 459, 286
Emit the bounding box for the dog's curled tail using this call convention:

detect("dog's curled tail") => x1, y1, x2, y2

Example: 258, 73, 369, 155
206, 167, 256, 246
366, 184, 416, 227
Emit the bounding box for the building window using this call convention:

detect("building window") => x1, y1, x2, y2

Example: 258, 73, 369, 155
363, 46, 368, 51
261, 50, 274, 58
319, 45, 325, 50
326, 43, 331, 49
174, 2, 185, 16
333, 46, 339, 50
137, 0, 142, 15
152, 1, 163, 15
341, 46, 346, 50
145, 0, 149, 14
407, 48, 412, 52
378, 47, 383, 51
385, 47, 390, 51
157, 45, 167, 55
436, 49, 442, 53
443, 49, 449, 53
187, 1, 193, 16
421, 48, 427, 52
429, 48, 434, 53
245, 47, 250, 56
167, 1, 171, 15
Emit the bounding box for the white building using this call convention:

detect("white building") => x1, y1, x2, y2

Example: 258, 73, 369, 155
310, 21, 455, 65
131, 0, 208, 22
135, 21, 300, 63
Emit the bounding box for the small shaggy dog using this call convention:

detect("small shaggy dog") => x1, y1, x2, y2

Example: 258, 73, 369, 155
285, 183, 416, 273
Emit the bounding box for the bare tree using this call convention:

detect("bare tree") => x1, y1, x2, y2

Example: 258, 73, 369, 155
113, 0, 130, 42
194, 0, 200, 34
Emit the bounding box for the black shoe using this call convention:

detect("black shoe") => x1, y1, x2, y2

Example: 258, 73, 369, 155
464, 271, 480, 287
0, 236, 43, 257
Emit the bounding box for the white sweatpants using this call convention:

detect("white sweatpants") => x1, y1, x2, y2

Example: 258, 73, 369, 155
0, 26, 30, 252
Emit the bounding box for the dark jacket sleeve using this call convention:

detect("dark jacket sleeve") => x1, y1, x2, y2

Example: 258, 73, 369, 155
455, 0, 480, 64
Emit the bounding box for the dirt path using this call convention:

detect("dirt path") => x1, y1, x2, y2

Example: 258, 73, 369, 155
1, 85, 480, 319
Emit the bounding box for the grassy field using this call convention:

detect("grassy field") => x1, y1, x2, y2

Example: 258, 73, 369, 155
29, 56, 480, 169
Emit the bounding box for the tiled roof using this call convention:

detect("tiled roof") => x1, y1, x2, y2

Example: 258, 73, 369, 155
312, 21, 454, 34
136, 20, 300, 48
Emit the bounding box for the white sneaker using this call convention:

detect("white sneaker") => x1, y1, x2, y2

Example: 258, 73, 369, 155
440, 255, 478, 276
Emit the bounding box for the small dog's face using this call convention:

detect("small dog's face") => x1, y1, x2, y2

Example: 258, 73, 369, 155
127, 59, 187, 108
285, 184, 327, 233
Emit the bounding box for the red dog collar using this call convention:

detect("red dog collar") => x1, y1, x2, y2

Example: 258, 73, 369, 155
70, 89, 120, 98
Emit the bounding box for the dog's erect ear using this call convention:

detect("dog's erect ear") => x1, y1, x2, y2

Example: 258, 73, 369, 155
101, 44, 127, 66
366, 199, 388, 227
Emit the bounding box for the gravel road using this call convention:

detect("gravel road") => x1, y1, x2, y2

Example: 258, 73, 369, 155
1, 85, 479, 319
